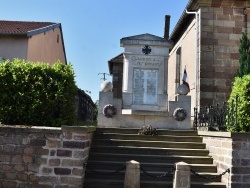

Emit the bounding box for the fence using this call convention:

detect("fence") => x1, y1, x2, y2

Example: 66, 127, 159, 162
75, 88, 95, 122
193, 96, 239, 131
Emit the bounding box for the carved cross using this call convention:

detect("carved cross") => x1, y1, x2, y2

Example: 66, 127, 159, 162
142, 45, 151, 55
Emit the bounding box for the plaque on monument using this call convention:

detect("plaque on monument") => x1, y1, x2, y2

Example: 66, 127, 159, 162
133, 69, 158, 105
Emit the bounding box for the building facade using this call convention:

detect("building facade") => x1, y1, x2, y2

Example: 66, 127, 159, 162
168, 0, 250, 112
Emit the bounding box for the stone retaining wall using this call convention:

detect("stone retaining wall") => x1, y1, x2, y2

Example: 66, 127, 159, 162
199, 131, 250, 188
0, 125, 95, 188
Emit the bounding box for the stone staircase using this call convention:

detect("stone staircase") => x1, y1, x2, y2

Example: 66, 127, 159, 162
83, 128, 226, 188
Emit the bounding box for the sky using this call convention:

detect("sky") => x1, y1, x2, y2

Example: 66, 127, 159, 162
1, 0, 189, 102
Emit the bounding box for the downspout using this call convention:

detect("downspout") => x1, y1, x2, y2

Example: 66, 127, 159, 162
185, 9, 200, 108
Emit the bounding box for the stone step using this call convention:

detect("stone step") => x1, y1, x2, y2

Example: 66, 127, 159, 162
95, 132, 203, 142
83, 128, 226, 188
83, 179, 226, 188
92, 138, 206, 149
191, 182, 226, 188
95, 127, 198, 136
90, 145, 210, 156
86, 160, 218, 173
88, 153, 213, 164
84, 169, 221, 182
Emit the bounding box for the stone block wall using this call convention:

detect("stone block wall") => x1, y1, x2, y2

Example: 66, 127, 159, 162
199, 6, 248, 105
199, 131, 250, 188
112, 62, 123, 99
0, 125, 95, 188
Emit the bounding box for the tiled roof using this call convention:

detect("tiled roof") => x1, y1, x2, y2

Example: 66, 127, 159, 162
0, 20, 56, 35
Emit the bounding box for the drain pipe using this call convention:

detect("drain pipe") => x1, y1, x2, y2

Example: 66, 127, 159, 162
185, 9, 200, 108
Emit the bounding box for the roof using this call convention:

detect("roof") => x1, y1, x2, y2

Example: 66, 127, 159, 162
170, 0, 250, 43
0, 20, 60, 36
120, 33, 172, 47
169, 0, 194, 43
108, 53, 123, 74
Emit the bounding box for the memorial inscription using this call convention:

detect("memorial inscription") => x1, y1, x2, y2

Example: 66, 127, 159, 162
133, 69, 158, 105
130, 56, 163, 67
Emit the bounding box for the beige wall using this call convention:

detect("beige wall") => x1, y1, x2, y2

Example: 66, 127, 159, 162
0, 36, 28, 60
27, 27, 66, 65
168, 19, 197, 115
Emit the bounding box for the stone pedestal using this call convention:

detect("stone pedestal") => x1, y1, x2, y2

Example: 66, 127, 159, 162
124, 160, 140, 188
97, 92, 122, 128
173, 162, 190, 188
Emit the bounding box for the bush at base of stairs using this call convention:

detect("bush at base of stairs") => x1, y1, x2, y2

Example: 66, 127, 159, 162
0, 59, 77, 127
227, 75, 250, 132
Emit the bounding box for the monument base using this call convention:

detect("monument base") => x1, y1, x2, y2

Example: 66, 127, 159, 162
98, 92, 192, 130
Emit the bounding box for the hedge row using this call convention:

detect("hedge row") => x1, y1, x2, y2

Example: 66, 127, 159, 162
0, 59, 77, 127
227, 75, 250, 132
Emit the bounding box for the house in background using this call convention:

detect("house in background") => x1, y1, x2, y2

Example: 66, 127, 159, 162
0, 20, 67, 65
168, 0, 250, 111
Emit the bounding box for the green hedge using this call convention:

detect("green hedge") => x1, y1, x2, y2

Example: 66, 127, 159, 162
227, 75, 250, 132
0, 59, 77, 126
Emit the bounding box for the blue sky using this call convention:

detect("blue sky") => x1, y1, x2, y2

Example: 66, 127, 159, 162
1, 0, 189, 102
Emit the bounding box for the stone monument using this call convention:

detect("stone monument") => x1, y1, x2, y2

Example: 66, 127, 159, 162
98, 33, 191, 129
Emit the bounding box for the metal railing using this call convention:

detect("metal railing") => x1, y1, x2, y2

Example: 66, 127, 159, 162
75, 88, 95, 122
193, 96, 239, 131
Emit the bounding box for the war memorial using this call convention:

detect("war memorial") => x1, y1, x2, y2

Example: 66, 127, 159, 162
98, 33, 191, 130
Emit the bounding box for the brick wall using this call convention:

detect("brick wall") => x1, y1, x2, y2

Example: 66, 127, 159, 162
0, 125, 95, 188
199, 131, 250, 188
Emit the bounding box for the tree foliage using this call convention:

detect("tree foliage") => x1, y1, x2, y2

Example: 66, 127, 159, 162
93, 100, 99, 121
235, 32, 250, 77
0, 59, 77, 126
227, 75, 250, 132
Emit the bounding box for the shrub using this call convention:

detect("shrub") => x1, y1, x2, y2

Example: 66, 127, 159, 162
0, 59, 77, 126
227, 75, 250, 132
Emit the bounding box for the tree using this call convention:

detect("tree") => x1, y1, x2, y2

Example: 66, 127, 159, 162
235, 32, 250, 77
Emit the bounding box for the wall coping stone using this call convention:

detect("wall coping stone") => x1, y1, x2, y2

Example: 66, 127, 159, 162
198, 131, 250, 138
0, 125, 61, 133
0, 125, 96, 134
61, 125, 96, 133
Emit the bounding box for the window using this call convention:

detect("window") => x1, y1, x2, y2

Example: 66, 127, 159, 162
57, 35, 60, 43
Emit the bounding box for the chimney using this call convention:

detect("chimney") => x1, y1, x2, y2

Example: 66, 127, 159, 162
164, 15, 171, 39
